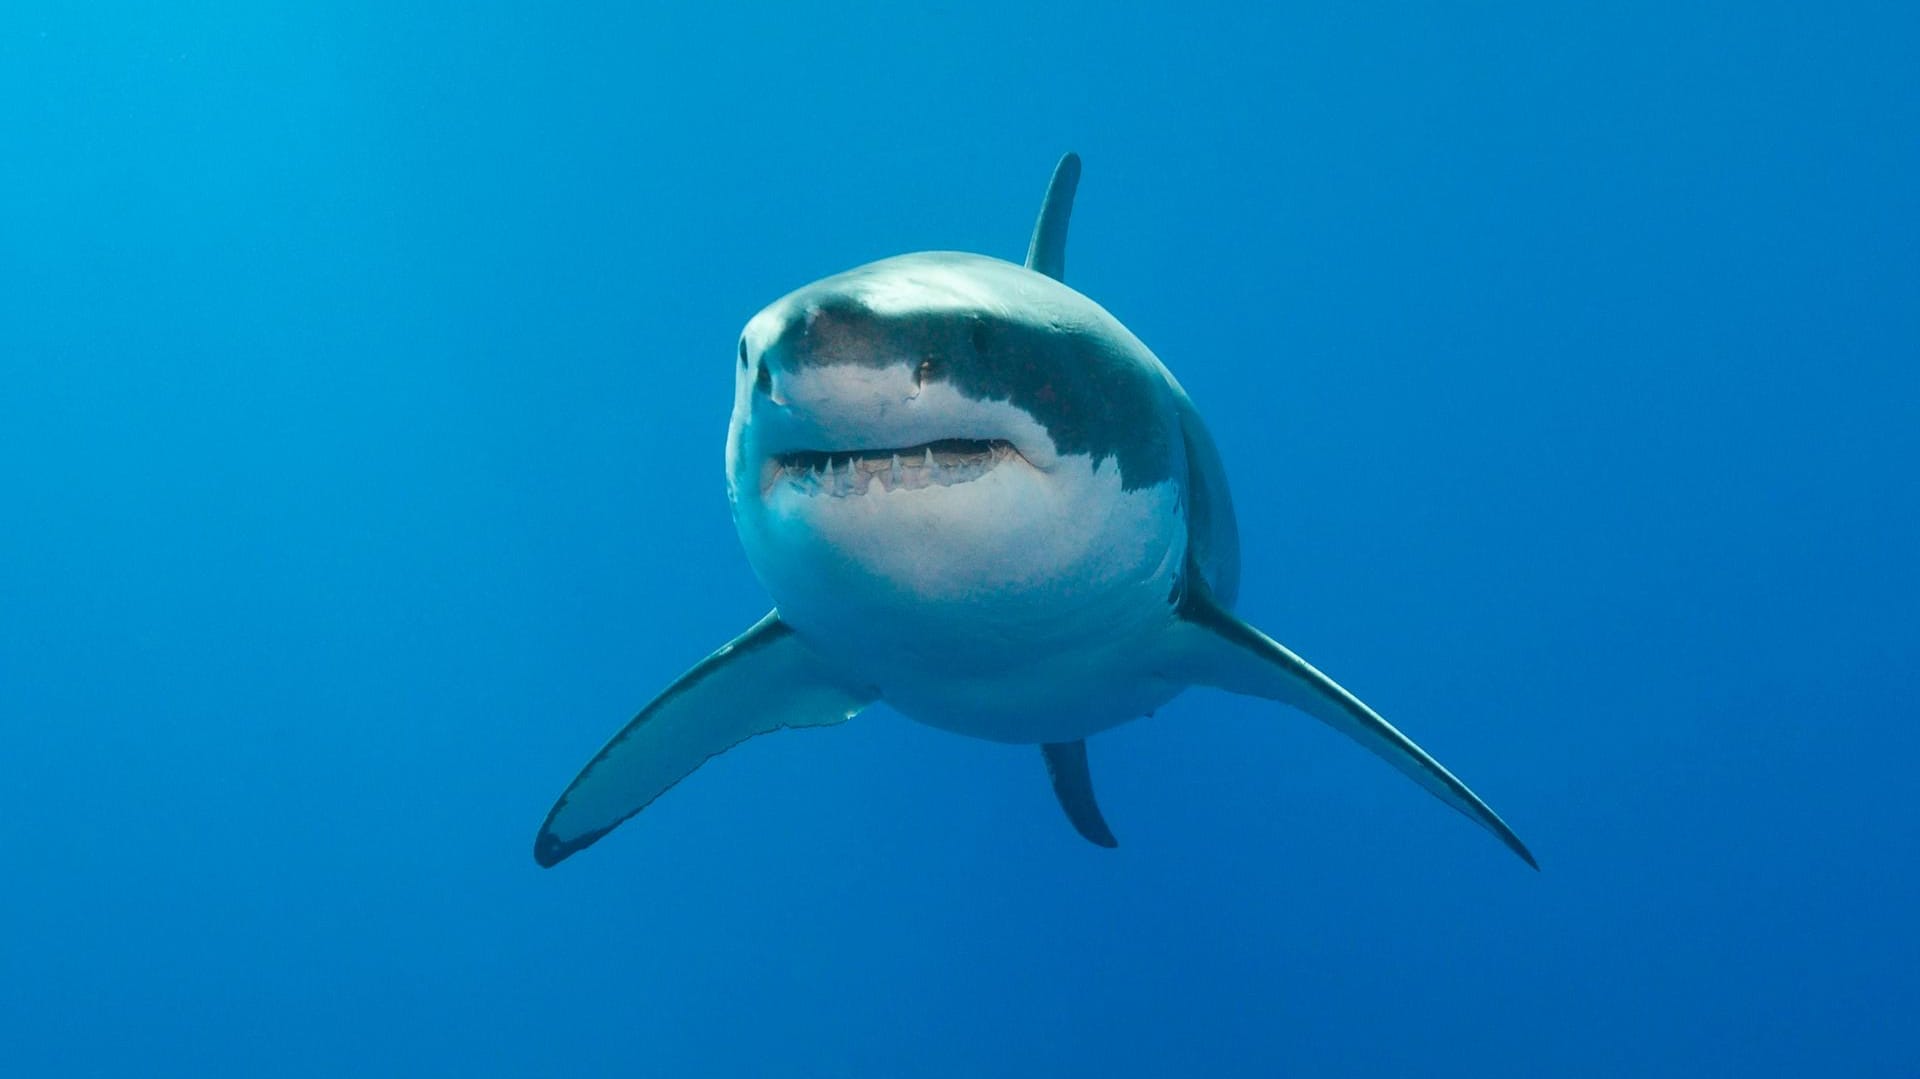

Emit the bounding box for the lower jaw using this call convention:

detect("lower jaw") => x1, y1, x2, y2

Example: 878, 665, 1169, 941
764, 438, 1021, 498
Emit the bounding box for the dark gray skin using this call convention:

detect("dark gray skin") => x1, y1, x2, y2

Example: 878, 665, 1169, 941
755, 282, 1180, 492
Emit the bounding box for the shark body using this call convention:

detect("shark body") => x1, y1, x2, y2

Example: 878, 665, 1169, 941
535, 155, 1534, 869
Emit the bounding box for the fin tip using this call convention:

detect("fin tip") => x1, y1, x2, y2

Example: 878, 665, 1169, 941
533, 821, 603, 868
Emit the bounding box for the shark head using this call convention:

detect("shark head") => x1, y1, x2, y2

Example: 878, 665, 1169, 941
725, 251, 1190, 684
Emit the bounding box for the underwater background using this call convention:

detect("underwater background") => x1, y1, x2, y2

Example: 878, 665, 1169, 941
4, 3, 1917, 1076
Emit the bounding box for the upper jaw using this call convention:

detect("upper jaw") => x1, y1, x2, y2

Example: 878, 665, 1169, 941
734, 370, 1063, 499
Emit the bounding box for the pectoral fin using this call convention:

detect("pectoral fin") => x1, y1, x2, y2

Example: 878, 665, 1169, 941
534, 611, 874, 867
1165, 582, 1536, 868
1041, 740, 1118, 848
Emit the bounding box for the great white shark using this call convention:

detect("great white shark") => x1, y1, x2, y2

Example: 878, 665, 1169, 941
535, 154, 1535, 869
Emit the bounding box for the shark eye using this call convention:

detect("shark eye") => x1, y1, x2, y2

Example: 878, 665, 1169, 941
738, 340, 749, 368
916, 357, 936, 390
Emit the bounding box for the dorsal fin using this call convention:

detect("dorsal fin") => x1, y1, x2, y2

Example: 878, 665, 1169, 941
1024, 152, 1082, 281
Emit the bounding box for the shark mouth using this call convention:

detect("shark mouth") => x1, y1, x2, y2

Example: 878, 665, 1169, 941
767, 438, 1021, 496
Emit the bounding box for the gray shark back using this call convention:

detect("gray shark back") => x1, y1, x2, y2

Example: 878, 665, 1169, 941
1020, 153, 1238, 603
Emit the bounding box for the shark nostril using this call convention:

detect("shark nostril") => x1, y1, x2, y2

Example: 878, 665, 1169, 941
755, 362, 773, 397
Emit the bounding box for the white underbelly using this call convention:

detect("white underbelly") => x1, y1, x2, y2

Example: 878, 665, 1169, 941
780, 545, 1190, 744
738, 452, 1191, 743
874, 632, 1190, 743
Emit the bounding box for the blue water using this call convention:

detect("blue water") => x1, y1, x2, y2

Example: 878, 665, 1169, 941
5, 4, 1917, 1076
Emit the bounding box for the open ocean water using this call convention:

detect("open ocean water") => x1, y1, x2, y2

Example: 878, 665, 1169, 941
4, 4, 1917, 1076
